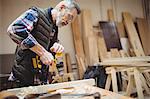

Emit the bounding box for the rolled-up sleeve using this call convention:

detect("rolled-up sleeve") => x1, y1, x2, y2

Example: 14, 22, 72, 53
7, 9, 39, 49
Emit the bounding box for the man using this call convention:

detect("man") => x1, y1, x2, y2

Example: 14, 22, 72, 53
7, 0, 81, 87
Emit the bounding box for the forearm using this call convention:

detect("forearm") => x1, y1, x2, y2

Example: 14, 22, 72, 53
30, 43, 47, 56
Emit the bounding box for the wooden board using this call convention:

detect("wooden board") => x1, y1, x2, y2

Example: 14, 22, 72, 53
7, 79, 96, 94
71, 16, 85, 79
123, 12, 145, 56
103, 56, 150, 62
99, 21, 122, 51
116, 22, 130, 54
107, 9, 115, 21
86, 36, 99, 65
65, 53, 72, 73
81, 9, 93, 37
116, 22, 126, 38
81, 10, 99, 66
6, 79, 132, 99
97, 36, 108, 61
110, 48, 121, 58
71, 16, 85, 59
136, 18, 150, 55
63, 54, 68, 74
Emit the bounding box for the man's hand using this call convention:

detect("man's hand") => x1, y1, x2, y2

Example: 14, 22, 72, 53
50, 42, 64, 53
30, 43, 54, 65
40, 51, 54, 65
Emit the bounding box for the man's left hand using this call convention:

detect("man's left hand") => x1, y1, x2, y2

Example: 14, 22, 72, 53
50, 42, 64, 53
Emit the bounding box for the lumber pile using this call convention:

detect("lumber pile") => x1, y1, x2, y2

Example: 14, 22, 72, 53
71, 8, 150, 99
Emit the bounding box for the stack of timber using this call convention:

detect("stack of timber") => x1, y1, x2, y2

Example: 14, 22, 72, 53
96, 9, 150, 99
71, 8, 150, 99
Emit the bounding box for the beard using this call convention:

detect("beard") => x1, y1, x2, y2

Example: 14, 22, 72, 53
56, 12, 65, 27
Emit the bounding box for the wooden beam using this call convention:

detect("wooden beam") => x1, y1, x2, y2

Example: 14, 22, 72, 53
65, 53, 72, 73
137, 18, 150, 55
107, 9, 115, 21
71, 16, 85, 79
81, 9, 93, 37
134, 68, 144, 99
116, 22, 126, 38
123, 12, 145, 56
81, 9, 99, 65
103, 56, 150, 62
97, 36, 108, 61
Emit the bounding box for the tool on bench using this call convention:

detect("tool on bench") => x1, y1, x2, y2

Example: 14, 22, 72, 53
24, 93, 61, 99
24, 87, 73, 99
63, 92, 101, 99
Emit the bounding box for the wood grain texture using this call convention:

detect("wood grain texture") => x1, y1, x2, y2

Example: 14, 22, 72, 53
71, 16, 85, 79
107, 9, 115, 21
123, 12, 145, 56
136, 18, 150, 55
81, 10, 99, 66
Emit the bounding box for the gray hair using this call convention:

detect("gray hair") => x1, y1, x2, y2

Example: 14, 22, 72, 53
58, 0, 81, 14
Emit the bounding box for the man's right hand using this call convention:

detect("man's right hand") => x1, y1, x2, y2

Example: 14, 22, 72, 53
40, 51, 54, 65
30, 43, 54, 65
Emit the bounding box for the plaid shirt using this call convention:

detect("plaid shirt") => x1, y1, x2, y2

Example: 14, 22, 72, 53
7, 9, 39, 49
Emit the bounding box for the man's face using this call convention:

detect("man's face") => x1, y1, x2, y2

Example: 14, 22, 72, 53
56, 7, 78, 27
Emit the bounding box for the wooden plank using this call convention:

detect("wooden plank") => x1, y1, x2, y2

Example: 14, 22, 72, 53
123, 12, 145, 56
75, 55, 86, 79
134, 68, 144, 99
111, 67, 118, 93
63, 54, 68, 74
81, 10, 99, 65
99, 62, 150, 66
119, 50, 129, 57
71, 16, 85, 59
120, 38, 130, 54
71, 16, 85, 79
116, 22, 130, 54
97, 36, 108, 61
81, 9, 93, 37
103, 56, 150, 62
110, 48, 121, 58
65, 53, 72, 73
136, 18, 150, 55
7, 79, 96, 94
5, 79, 133, 99
99, 21, 122, 51
126, 75, 134, 96
116, 22, 126, 38
107, 9, 115, 21
105, 74, 111, 90
140, 73, 150, 94
87, 36, 99, 65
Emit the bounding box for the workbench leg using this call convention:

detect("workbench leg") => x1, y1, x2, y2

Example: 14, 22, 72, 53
143, 72, 150, 87
140, 73, 150, 94
134, 68, 144, 99
111, 68, 118, 93
105, 74, 111, 90
126, 74, 134, 96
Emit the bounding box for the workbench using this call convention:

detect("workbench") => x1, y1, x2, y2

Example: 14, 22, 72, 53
4, 79, 132, 99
